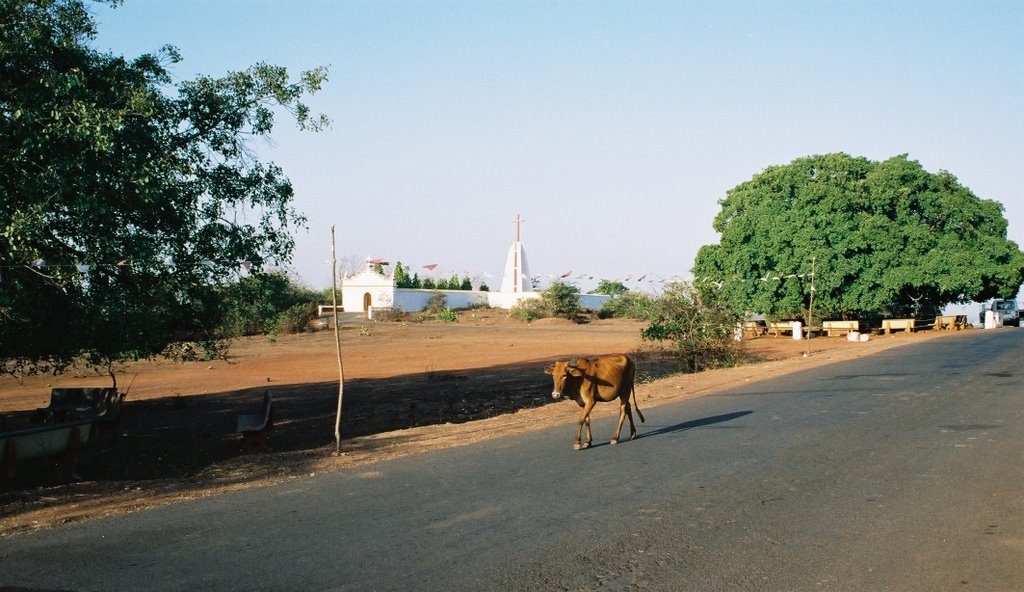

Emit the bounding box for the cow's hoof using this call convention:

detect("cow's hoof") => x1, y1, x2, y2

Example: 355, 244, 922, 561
573, 442, 590, 450
610, 438, 619, 445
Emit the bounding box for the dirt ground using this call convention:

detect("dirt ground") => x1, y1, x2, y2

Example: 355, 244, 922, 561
0, 310, 957, 537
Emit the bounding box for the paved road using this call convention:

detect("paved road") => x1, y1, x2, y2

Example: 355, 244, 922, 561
2, 330, 1022, 591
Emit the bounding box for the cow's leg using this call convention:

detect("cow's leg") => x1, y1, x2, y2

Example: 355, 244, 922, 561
575, 400, 595, 450
611, 403, 627, 445
624, 402, 638, 440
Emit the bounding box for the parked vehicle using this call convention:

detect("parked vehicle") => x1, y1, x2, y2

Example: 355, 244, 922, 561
979, 299, 1020, 327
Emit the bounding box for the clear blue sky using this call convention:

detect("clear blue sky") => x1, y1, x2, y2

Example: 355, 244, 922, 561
91, 1, 1024, 291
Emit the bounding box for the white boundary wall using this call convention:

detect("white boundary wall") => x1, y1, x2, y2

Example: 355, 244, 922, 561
390, 289, 609, 313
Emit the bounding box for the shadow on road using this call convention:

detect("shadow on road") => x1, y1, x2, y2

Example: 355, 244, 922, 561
637, 410, 753, 440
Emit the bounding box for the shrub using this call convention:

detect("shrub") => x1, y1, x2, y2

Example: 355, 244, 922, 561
426, 291, 448, 313
591, 279, 628, 297
640, 282, 741, 373
539, 280, 581, 319
435, 308, 458, 323
598, 291, 656, 319
509, 298, 546, 321
217, 272, 320, 337
276, 302, 320, 334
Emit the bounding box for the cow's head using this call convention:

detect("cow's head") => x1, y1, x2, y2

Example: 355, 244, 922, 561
544, 359, 584, 399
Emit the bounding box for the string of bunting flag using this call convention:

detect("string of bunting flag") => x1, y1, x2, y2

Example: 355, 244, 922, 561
0, 258, 258, 275
348, 258, 696, 290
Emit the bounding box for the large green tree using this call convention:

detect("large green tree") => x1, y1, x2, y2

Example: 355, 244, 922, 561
0, 0, 327, 380
694, 153, 1024, 319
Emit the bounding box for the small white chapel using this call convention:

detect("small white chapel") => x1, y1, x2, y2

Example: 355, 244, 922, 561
340, 214, 546, 316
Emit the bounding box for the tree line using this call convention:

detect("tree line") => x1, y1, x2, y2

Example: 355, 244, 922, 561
3, 1, 1021, 381
391, 262, 488, 291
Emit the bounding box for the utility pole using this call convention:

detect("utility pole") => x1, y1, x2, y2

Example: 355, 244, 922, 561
806, 256, 816, 357
332, 225, 345, 452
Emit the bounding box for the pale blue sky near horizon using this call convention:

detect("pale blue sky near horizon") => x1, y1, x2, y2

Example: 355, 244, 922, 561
90, 1, 1023, 292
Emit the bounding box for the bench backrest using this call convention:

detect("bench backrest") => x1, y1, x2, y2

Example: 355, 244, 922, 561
48, 388, 123, 419
259, 389, 274, 423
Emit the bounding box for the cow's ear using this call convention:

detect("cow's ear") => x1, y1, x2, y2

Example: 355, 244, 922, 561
567, 366, 584, 377
543, 365, 554, 375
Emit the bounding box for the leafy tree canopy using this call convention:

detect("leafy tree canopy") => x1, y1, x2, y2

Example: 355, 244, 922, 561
693, 153, 1024, 319
0, 0, 328, 379
393, 262, 418, 289
217, 272, 320, 338
591, 279, 628, 297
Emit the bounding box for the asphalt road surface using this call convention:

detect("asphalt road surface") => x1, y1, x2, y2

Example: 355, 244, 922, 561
2, 329, 1022, 591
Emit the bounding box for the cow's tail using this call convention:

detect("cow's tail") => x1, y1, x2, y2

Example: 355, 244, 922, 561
631, 383, 645, 423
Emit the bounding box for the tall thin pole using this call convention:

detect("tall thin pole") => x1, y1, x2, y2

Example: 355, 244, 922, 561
332, 225, 345, 452
806, 256, 816, 356
513, 214, 522, 293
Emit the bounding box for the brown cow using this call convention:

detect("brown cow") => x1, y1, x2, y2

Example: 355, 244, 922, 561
544, 354, 645, 450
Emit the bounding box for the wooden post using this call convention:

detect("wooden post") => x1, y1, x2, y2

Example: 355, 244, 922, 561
332, 226, 346, 452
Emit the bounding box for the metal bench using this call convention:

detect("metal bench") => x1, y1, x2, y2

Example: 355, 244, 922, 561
1, 420, 93, 482
237, 390, 274, 453
35, 387, 124, 424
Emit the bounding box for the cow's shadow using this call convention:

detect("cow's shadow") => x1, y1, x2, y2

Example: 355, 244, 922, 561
582, 410, 753, 450
634, 410, 753, 441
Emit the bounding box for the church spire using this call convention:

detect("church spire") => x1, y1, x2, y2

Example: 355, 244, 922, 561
501, 213, 531, 294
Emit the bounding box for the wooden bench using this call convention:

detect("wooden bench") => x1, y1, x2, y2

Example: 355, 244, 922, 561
742, 321, 767, 338
822, 320, 859, 337
1, 420, 93, 482
767, 322, 795, 337
882, 318, 917, 334
237, 390, 274, 453
934, 315, 967, 331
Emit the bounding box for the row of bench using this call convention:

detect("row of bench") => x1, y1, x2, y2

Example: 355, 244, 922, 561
2, 387, 274, 483
2, 388, 123, 482
745, 315, 969, 338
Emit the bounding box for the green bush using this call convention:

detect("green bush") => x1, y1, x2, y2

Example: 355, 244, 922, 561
509, 298, 546, 321
598, 291, 656, 319
435, 308, 458, 323
276, 302, 319, 334
217, 272, 320, 337
539, 280, 581, 319
591, 279, 628, 297
640, 282, 741, 373
426, 291, 448, 313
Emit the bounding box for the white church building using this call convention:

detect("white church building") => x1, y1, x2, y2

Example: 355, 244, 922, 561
339, 215, 609, 317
